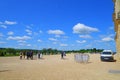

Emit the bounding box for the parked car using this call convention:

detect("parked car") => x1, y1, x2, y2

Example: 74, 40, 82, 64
100, 50, 114, 61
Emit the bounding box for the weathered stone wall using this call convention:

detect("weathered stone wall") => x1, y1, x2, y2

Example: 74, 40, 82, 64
116, 24, 120, 60
115, 0, 120, 19
114, 0, 120, 61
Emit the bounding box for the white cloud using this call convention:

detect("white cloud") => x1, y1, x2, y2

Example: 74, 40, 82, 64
7, 36, 31, 40
39, 30, 43, 33
53, 42, 57, 44
79, 35, 92, 39
37, 39, 42, 42
17, 40, 26, 43
26, 25, 32, 29
27, 44, 31, 46
18, 43, 31, 46
26, 29, 32, 33
7, 31, 14, 35
48, 30, 65, 35
73, 23, 99, 34
100, 34, 114, 38
60, 44, 68, 47
18, 43, 25, 46
101, 34, 114, 42
49, 38, 58, 41
76, 40, 86, 43
102, 37, 114, 42
4, 20, 17, 25
0, 25, 7, 29
25, 29, 32, 35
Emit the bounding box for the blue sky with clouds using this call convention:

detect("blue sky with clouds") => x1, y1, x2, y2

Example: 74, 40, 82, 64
0, 0, 116, 51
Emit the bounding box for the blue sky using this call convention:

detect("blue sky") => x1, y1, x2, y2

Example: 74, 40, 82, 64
0, 0, 116, 51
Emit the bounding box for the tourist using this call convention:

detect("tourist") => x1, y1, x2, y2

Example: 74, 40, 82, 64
23, 51, 26, 59
26, 51, 30, 60
61, 51, 65, 59
30, 50, 33, 60
19, 51, 23, 59
37, 51, 40, 59
40, 52, 43, 58
64, 51, 66, 56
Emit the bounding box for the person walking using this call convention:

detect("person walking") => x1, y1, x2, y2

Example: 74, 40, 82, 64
37, 51, 40, 59
40, 52, 43, 59
30, 50, 33, 60
26, 51, 30, 60
19, 51, 23, 60
23, 51, 26, 59
61, 51, 64, 59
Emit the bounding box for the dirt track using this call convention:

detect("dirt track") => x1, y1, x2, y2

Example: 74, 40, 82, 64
0, 54, 120, 80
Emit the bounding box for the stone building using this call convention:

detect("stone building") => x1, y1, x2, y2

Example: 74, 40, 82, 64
113, 0, 120, 61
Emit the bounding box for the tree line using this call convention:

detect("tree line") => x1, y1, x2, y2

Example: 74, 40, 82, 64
0, 48, 103, 57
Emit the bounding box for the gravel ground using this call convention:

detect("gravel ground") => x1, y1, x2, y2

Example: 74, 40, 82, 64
0, 54, 120, 80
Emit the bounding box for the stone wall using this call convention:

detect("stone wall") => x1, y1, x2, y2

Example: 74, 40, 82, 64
116, 24, 120, 60
113, 0, 120, 61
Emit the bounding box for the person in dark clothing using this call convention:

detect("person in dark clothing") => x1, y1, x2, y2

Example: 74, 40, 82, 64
26, 51, 30, 60
37, 51, 40, 59
30, 51, 33, 60
61, 51, 64, 59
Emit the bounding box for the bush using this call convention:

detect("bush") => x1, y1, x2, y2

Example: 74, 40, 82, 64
0, 52, 5, 56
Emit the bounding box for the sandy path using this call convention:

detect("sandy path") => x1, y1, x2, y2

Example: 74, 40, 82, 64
0, 54, 120, 80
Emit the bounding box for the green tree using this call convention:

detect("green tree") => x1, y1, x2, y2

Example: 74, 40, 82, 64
6, 48, 16, 55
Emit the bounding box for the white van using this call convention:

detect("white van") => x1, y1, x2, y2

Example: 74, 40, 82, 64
100, 50, 114, 61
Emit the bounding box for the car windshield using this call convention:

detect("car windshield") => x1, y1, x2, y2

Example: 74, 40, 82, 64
102, 52, 112, 54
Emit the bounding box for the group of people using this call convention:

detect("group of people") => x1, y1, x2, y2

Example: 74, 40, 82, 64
19, 51, 34, 60
19, 51, 66, 60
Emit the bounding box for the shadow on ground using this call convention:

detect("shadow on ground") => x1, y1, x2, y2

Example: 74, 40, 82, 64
0, 70, 11, 73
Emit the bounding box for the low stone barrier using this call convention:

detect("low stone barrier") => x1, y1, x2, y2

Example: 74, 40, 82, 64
74, 53, 89, 63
